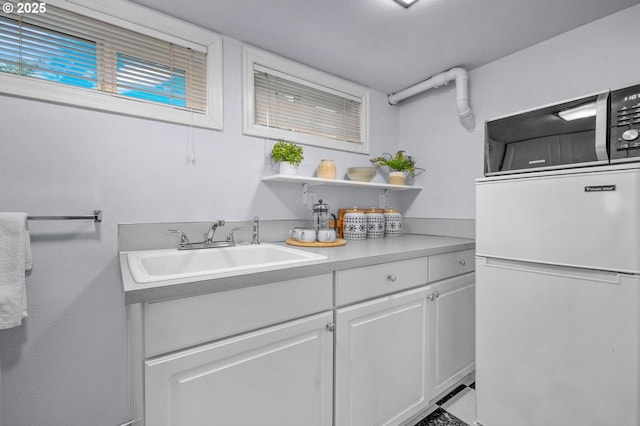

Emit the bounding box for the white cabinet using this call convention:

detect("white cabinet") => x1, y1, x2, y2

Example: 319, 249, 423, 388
145, 312, 333, 426
129, 249, 475, 426
335, 287, 430, 426
334, 255, 476, 426
428, 273, 476, 398
129, 274, 334, 426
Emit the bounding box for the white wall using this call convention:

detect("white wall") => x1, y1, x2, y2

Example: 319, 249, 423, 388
0, 35, 399, 425
400, 4, 640, 220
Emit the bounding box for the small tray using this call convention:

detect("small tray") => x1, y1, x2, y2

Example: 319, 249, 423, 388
285, 238, 346, 247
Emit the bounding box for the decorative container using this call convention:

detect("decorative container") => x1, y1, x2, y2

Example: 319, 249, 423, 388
388, 171, 407, 185
346, 167, 376, 182
317, 159, 337, 179
343, 208, 367, 240
279, 161, 297, 175
365, 208, 385, 238
384, 208, 403, 237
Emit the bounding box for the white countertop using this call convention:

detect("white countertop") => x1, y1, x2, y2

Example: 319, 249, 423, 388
120, 234, 475, 304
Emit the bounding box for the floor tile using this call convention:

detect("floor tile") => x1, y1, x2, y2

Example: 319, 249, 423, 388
444, 388, 476, 426
414, 407, 468, 426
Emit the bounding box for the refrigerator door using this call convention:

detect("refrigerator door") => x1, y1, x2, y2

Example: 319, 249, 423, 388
476, 257, 640, 426
476, 165, 640, 273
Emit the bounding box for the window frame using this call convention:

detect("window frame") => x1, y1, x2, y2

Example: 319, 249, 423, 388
0, 0, 223, 130
242, 45, 369, 154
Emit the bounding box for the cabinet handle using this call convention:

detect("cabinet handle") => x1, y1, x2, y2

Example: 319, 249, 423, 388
326, 323, 336, 332
387, 273, 397, 282
434, 291, 439, 298
458, 259, 466, 266
427, 294, 435, 301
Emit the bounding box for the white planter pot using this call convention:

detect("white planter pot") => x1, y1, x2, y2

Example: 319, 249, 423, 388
279, 161, 298, 175
388, 171, 407, 185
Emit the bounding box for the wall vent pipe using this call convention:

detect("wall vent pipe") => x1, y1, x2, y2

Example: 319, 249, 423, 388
388, 67, 476, 132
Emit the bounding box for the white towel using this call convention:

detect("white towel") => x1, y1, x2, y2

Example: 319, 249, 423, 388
0, 213, 31, 329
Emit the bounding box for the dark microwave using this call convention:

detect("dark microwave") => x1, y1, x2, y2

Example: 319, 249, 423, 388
484, 83, 640, 176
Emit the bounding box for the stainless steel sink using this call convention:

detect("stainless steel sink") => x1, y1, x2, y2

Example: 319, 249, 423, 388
127, 243, 327, 283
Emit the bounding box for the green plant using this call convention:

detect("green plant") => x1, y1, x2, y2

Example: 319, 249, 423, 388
271, 139, 304, 167
0, 61, 36, 77
370, 150, 424, 177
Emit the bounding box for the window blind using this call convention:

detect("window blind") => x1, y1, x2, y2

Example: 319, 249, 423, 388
0, 2, 207, 111
254, 65, 363, 144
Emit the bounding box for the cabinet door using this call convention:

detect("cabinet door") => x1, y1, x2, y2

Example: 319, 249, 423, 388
144, 312, 333, 426
429, 272, 475, 398
335, 287, 429, 426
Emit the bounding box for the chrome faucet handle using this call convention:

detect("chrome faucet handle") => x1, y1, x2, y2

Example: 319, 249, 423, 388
226, 227, 244, 244
206, 220, 225, 242
168, 229, 189, 245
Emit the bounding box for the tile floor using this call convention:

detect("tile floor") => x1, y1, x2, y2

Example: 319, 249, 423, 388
410, 377, 477, 426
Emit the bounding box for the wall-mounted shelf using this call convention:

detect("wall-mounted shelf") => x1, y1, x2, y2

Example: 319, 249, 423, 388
261, 174, 422, 208
261, 174, 423, 191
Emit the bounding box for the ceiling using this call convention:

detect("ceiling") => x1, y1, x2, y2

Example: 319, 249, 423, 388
132, 0, 640, 94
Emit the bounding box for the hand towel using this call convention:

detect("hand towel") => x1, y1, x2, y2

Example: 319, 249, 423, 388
0, 213, 31, 329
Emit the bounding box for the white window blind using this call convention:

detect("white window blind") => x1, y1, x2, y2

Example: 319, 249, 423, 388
254, 64, 363, 145
0, 1, 207, 112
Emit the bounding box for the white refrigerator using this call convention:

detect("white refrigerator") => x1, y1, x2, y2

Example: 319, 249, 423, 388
475, 163, 640, 426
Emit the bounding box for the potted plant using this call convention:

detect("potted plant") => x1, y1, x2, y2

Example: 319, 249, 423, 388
370, 150, 423, 185
271, 139, 304, 175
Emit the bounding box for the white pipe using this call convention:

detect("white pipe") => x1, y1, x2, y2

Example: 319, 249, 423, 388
388, 67, 476, 132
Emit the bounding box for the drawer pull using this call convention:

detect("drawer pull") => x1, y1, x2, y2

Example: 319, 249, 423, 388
387, 273, 397, 282
458, 259, 466, 266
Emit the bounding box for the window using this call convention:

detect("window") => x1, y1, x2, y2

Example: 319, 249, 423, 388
0, 0, 222, 129
116, 53, 187, 107
243, 46, 369, 153
0, 17, 98, 88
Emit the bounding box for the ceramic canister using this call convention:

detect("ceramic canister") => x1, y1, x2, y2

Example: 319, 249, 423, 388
365, 208, 385, 239
384, 208, 403, 237
317, 159, 337, 179
343, 207, 367, 240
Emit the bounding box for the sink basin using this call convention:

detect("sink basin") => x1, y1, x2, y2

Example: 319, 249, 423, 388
127, 243, 328, 283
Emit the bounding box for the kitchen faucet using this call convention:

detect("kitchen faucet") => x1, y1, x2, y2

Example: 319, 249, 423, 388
205, 220, 225, 243
169, 220, 240, 250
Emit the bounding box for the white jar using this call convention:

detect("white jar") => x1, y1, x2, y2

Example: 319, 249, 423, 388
384, 208, 403, 237
365, 208, 385, 238
317, 159, 336, 179
343, 208, 367, 240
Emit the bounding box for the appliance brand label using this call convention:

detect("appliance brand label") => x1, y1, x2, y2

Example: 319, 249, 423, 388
584, 185, 616, 192
528, 159, 546, 164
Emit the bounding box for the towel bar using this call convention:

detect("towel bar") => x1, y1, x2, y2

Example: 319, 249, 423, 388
27, 210, 102, 223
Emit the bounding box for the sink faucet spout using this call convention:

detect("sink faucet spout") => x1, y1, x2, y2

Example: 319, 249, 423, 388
206, 220, 225, 243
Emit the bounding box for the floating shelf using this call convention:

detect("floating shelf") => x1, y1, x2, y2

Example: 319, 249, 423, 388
261, 174, 423, 192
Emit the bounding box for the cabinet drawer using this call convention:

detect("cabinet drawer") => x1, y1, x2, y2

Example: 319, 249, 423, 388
335, 257, 428, 306
145, 273, 332, 357
428, 249, 475, 282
